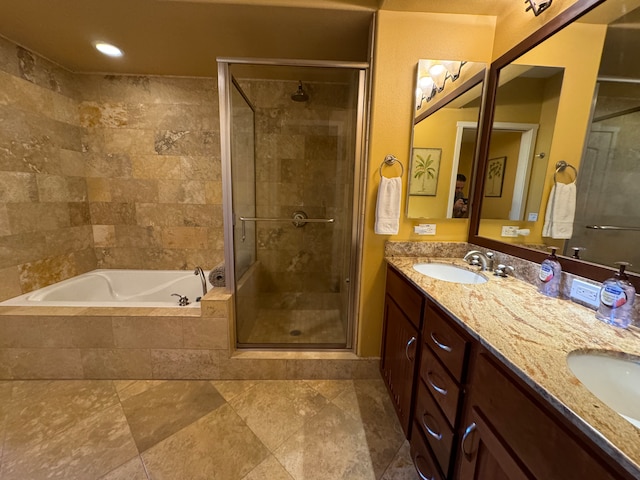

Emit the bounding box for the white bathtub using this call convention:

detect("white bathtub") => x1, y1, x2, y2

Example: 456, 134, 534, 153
0, 269, 210, 308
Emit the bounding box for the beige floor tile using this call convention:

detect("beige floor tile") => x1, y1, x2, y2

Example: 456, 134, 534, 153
4, 380, 120, 447
121, 380, 225, 452
303, 379, 353, 400
98, 456, 149, 480
114, 379, 166, 402
273, 402, 376, 480
331, 380, 406, 478
247, 308, 345, 344
229, 380, 329, 451
380, 441, 420, 480
142, 403, 269, 480
211, 379, 258, 402
242, 455, 295, 480
1, 403, 138, 480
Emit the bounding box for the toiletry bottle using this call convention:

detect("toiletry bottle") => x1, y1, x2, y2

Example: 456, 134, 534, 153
538, 247, 562, 297
595, 262, 636, 328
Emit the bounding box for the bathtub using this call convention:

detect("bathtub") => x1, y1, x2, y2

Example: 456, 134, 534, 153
1, 269, 209, 308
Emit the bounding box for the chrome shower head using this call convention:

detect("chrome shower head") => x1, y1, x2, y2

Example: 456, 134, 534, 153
291, 81, 309, 102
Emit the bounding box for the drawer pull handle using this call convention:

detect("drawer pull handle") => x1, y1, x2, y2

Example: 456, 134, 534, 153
461, 422, 477, 458
430, 331, 452, 352
422, 412, 443, 441
426, 372, 448, 396
412, 453, 436, 480
405, 336, 417, 361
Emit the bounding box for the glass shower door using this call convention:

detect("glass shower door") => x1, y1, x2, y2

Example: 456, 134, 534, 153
221, 60, 366, 349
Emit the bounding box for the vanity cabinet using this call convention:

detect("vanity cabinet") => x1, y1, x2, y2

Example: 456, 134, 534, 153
457, 349, 634, 480
380, 266, 424, 437
411, 302, 472, 479
382, 264, 636, 480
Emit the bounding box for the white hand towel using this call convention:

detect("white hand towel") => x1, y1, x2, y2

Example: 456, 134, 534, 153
542, 182, 576, 239
375, 176, 402, 235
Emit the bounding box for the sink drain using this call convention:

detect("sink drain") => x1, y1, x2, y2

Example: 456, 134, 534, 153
289, 329, 302, 336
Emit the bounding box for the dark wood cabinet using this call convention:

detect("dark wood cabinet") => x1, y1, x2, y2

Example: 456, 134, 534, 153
381, 267, 424, 437
457, 350, 634, 480
382, 264, 636, 480
411, 300, 472, 479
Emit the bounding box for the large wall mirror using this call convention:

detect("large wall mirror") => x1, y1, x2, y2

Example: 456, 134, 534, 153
406, 59, 487, 219
470, 0, 640, 287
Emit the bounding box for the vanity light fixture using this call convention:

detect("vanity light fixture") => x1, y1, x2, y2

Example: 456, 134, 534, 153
94, 42, 124, 58
429, 64, 448, 92
416, 61, 468, 110
443, 61, 465, 81
524, 0, 553, 16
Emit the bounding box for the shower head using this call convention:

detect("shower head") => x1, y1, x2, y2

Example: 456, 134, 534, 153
291, 81, 309, 102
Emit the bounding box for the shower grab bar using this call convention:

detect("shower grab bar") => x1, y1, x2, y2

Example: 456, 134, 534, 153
238, 215, 335, 241
586, 225, 640, 232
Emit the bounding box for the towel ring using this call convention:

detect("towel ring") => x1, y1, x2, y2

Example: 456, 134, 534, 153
379, 154, 404, 179
554, 160, 577, 184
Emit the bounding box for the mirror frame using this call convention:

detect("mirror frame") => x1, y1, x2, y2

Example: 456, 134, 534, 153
467, 0, 640, 290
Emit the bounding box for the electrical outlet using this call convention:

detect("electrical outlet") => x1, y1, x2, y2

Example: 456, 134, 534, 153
570, 279, 600, 308
501, 226, 519, 237
415, 224, 436, 235
527, 212, 538, 222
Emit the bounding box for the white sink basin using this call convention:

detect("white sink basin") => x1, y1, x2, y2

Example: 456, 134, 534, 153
413, 263, 487, 284
567, 351, 640, 429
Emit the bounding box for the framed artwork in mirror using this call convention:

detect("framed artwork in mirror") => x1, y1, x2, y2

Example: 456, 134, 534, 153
485, 156, 506, 197
409, 147, 441, 196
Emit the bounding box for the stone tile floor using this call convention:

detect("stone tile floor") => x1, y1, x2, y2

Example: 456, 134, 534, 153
0, 378, 419, 479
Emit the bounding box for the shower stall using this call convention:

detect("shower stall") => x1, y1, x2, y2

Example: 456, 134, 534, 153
218, 59, 368, 349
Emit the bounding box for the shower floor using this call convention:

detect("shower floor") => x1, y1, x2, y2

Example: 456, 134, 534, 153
245, 308, 346, 344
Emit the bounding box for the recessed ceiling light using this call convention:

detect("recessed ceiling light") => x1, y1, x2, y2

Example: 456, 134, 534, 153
94, 42, 123, 58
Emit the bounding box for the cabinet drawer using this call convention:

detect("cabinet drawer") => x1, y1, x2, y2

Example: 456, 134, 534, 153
423, 303, 469, 381
410, 419, 445, 480
386, 267, 424, 329
414, 379, 455, 476
420, 345, 461, 427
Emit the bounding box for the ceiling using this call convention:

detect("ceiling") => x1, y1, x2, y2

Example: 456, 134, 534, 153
0, 0, 509, 77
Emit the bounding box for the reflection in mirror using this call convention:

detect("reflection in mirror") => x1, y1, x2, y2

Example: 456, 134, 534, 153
407, 60, 486, 219
475, 0, 640, 277
481, 64, 564, 222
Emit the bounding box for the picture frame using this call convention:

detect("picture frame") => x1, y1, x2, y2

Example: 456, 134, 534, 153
485, 156, 506, 197
409, 147, 441, 196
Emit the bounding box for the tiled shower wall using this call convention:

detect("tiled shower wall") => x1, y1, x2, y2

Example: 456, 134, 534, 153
0, 36, 224, 301
238, 79, 353, 302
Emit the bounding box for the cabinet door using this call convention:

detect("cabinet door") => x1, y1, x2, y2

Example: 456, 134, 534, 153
457, 406, 534, 480
381, 296, 419, 437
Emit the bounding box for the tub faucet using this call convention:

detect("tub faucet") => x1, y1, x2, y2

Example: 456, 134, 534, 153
194, 266, 207, 296
463, 250, 493, 271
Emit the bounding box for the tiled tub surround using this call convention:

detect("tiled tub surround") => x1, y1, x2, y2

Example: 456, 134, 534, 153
0, 288, 378, 380
386, 254, 640, 478
0, 36, 224, 301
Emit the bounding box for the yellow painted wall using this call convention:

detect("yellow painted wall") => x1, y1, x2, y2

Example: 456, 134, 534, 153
357, 11, 495, 357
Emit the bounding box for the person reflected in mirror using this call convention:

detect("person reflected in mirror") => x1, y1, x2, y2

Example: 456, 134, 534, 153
453, 173, 469, 218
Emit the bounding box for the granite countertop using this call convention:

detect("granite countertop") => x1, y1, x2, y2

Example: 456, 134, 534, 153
386, 255, 640, 478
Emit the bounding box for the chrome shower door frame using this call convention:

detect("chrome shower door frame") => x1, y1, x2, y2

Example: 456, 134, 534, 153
217, 57, 369, 350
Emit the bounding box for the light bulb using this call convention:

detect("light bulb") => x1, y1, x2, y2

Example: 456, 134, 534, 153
94, 42, 123, 58
429, 64, 447, 91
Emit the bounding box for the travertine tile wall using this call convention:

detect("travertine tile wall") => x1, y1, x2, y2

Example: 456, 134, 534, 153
0, 36, 224, 301
78, 73, 223, 271
0, 37, 95, 301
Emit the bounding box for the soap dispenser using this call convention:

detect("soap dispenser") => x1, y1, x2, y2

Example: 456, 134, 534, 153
538, 247, 562, 297
595, 262, 636, 328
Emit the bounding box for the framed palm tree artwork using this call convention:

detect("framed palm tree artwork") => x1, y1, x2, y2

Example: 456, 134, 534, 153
409, 147, 441, 196
485, 156, 506, 197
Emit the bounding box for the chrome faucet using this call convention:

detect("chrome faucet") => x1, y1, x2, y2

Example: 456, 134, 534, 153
194, 266, 207, 297
463, 250, 493, 271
